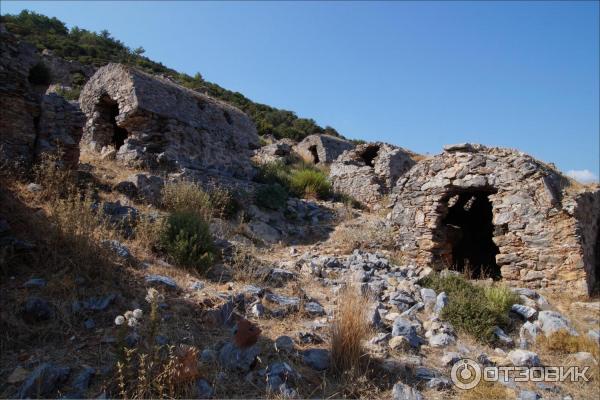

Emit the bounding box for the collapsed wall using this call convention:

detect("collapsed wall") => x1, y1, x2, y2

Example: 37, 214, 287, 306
390, 143, 600, 296
79, 63, 259, 178
329, 142, 417, 205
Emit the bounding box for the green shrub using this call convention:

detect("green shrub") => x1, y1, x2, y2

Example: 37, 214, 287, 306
289, 168, 331, 199
160, 211, 214, 271
255, 184, 288, 210
418, 273, 519, 343
255, 161, 291, 188
55, 86, 81, 101
208, 187, 240, 219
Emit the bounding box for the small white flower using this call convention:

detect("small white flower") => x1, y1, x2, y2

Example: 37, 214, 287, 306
127, 317, 139, 328
133, 309, 143, 319
145, 288, 158, 303
124, 310, 134, 320
114, 315, 125, 326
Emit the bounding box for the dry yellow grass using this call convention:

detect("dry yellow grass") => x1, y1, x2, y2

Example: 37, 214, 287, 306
459, 380, 515, 400
536, 330, 600, 363
330, 286, 372, 375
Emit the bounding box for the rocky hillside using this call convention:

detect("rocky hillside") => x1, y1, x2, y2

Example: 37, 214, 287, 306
0, 9, 599, 400
1, 10, 343, 142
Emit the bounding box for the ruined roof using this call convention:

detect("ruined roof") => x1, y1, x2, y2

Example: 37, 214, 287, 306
79, 63, 257, 137
394, 143, 573, 199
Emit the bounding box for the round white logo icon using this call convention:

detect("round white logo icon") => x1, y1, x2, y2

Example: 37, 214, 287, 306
451, 358, 482, 389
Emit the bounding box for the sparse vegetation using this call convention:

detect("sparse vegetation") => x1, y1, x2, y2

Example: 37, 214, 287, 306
112, 289, 201, 399
330, 286, 372, 374
160, 211, 214, 272
161, 180, 238, 221
254, 160, 332, 200
161, 181, 213, 221
53, 85, 81, 101
255, 183, 288, 210
418, 273, 519, 343
289, 168, 331, 199
537, 329, 600, 360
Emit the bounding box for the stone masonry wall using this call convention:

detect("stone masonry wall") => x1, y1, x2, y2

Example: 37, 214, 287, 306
330, 142, 416, 205
0, 26, 84, 168
390, 143, 599, 296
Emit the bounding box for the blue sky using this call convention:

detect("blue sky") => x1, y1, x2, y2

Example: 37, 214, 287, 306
2, 1, 599, 181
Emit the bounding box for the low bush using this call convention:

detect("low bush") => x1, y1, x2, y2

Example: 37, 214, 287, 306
255, 183, 288, 210
254, 160, 290, 188
160, 211, 214, 271
289, 168, 331, 199
162, 181, 239, 220
208, 185, 240, 219
161, 181, 212, 221
254, 161, 333, 200
54, 85, 81, 101
418, 273, 519, 343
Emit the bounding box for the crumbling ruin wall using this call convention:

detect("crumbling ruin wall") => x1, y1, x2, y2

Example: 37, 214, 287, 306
294, 134, 354, 164
330, 142, 416, 205
390, 143, 599, 296
571, 191, 600, 293
0, 26, 84, 168
79, 63, 259, 178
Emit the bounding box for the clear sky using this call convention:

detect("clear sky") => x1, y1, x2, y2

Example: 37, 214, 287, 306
2, 1, 599, 181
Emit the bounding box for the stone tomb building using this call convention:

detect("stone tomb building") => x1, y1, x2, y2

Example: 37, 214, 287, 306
79, 63, 259, 178
294, 134, 354, 164
330, 142, 417, 205
391, 143, 600, 295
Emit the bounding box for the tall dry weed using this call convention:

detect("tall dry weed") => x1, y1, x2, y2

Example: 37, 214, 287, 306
330, 286, 372, 375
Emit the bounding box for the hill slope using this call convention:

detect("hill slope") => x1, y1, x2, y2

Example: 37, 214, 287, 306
1, 10, 342, 142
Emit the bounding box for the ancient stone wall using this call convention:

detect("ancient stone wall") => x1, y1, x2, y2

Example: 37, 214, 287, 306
330, 142, 416, 205
79, 63, 259, 178
0, 26, 84, 168
572, 191, 600, 293
294, 134, 354, 164
390, 143, 599, 295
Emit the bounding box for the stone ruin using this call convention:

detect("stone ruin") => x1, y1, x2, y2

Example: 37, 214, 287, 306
79, 63, 259, 178
252, 138, 296, 165
0, 26, 84, 168
390, 143, 600, 296
294, 134, 354, 164
329, 142, 417, 205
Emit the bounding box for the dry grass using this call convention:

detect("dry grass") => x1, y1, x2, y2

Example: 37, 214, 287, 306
536, 330, 600, 361
161, 180, 213, 221
459, 380, 515, 400
331, 218, 396, 253
133, 212, 165, 250
330, 286, 373, 375
229, 244, 268, 283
